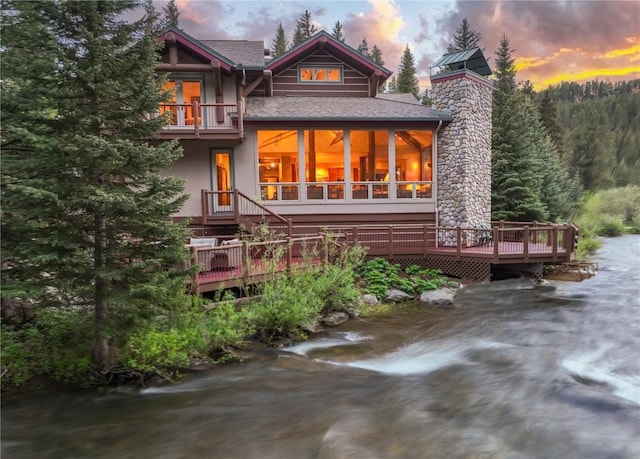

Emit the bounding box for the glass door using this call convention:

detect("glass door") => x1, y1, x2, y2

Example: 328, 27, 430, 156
212, 150, 234, 212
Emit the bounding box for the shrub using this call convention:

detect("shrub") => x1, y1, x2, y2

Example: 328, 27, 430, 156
596, 216, 625, 237
1, 307, 94, 389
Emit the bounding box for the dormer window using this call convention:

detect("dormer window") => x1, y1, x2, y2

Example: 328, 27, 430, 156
299, 65, 342, 83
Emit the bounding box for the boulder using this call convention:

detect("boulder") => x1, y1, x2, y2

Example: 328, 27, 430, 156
419, 288, 456, 307
384, 289, 414, 302
321, 312, 350, 327
362, 294, 380, 305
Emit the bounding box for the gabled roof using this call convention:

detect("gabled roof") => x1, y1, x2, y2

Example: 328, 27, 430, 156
159, 26, 235, 72
267, 30, 392, 80
430, 47, 492, 77
201, 40, 266, 68
245, 96, 451, 123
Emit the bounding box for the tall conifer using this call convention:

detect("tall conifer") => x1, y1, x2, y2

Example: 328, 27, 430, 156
491, 34, 547, 221
331, 20, 345, 42
291, 10, 316, 47
395, 45, 420, 97
1, 0, 191, 370
271, 22, 288, 57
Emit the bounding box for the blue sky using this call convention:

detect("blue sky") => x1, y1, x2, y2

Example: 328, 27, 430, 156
155, 0, 640, 90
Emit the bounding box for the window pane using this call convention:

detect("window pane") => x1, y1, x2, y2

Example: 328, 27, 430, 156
328, 68, 341, 81
350, 130, 388, 182
314, 69, 327, 81
300, 68, 312, 81
304, 130, 344, 184
258, 131, 299, 200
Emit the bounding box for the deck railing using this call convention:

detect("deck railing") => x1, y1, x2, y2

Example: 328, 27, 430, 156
201, 189, 292, 238
155, 102, 242, 135
187, 234, 331, 292
336, 222, 578, 262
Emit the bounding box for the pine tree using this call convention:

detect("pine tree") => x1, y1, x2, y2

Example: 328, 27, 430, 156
271, 22, 288, 57
162, 0, 179, 28
491, 34, 547, 221
331, 20, 345, 42
1, 0, 191, 371
447, 18, 482, 52
387, 76, 397, 93
291, 10, 316, 47
370, 45, 384, 66
357, 38, 369, 57
395, 45, 419, 97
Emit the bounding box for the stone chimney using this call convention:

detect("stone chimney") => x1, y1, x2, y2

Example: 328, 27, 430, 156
430, 65, 493, 232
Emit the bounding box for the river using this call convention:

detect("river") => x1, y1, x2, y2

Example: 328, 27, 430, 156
2, 236, 639, 459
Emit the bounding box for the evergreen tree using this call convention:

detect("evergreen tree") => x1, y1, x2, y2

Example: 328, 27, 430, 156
447, 18, 482, 52
1, 0, 191, 371
421, 90, 431, 106
491, 34, 547, 221
291, 10, 316, 47
387, 76, 397, 93
331, 20, 345, 42
370, 45, 384, 66
162, 0, 179, 28
538, 89, 565, 155
271, 22, 288, 57
395, 45, 419, 97
357, 38, 369, 57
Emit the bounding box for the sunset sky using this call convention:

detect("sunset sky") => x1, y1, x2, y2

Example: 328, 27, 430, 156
157, 0, 640, 91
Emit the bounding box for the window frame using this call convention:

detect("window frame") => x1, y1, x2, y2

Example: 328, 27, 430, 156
298, 65, 343, 84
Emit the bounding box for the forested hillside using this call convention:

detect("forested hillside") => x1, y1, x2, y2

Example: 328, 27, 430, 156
544, 81, 640, 190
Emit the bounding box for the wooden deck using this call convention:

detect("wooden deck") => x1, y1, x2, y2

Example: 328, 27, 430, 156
188, 222, 578, 293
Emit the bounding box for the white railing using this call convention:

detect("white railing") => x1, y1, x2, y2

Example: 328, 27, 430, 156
156, 103, 240, 130
256, 182, 435, 202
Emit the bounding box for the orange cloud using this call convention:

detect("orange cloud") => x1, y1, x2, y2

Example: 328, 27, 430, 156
596, 43, 640, 59
515, 48, 584, 71
539, 66, 640, 87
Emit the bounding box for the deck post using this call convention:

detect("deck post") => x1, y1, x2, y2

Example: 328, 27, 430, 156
388, 227, 394, 256
523, 226, 530, 262
552, 226, 558, 262
193, 101, 199, 138
423, 225, 429, 256
493, 227, 499, 262
201, 189, 208, 224
233, 189, 240, 219
456, 227, 462, 260
287, 238, 293, 272
323, 234, 329, 265
242, 241, 250, 281
190, 246, 199, 293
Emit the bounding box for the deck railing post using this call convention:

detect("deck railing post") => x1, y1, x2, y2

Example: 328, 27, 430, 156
523, 226, 530, 263
456, 227, 462, 259
287, 238, 292, 272
552, 225, 558, 262
193, 101, 199, 138
233, 189, 240, 220
323, 233, 329, 265
388, 226, 394, 256
493, 227, 499, 261
201, 189, 209, 224
423, 225, 429, 255
190, 246, 199, 293
242, 241, 250, 280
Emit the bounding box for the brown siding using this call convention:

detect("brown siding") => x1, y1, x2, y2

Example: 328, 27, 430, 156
271, 51, 370, 97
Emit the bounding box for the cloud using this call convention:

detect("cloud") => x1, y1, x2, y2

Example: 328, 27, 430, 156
341, 0, 407, 73
437, 0, 640, 87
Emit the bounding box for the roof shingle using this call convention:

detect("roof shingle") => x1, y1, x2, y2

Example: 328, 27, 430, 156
245, 96, 452, 122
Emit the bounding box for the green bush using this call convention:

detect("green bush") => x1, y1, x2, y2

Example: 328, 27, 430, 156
357, 258, 452, 299
596, 215, 625, 237
1, 307, 94, 389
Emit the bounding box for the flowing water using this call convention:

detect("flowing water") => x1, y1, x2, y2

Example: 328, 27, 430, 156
2, 236, 640, 459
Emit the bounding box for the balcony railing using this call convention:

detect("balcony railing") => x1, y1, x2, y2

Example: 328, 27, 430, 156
154, 102, 242, 136
258, 181, 434, 202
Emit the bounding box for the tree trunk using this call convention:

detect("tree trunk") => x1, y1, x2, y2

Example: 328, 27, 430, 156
92, 214, 112, 370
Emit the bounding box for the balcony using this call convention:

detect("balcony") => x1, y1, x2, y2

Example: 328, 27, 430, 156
154, 102, 243, 140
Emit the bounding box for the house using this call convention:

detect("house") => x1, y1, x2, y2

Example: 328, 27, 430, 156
155, 28, 580, 287
156, 27, 493, 237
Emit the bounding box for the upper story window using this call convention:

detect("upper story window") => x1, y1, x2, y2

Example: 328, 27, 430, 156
299, 66, 342, 83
